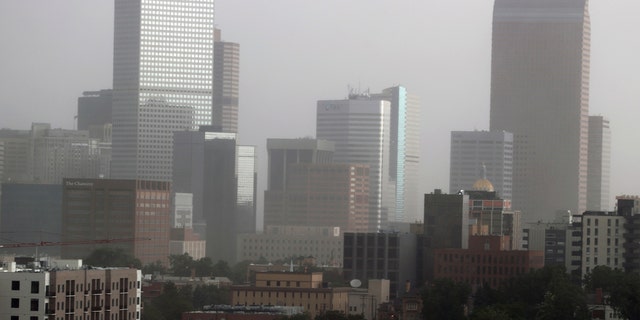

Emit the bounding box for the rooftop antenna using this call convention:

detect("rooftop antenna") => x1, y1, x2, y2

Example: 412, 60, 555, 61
290, 258, 293, 272
482, 162, 487, 179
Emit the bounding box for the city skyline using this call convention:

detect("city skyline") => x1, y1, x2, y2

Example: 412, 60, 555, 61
0, 1, 639, 214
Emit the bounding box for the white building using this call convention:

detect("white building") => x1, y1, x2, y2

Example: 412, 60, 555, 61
111, 0, 215, 181
582, 211, 625, 275
317, 95, 392, 231
587, 116, 611, 211
449, 131, 513, 200
173, 193, 193, 228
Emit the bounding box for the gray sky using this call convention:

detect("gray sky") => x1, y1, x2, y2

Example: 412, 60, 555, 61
0, 1, 638, 214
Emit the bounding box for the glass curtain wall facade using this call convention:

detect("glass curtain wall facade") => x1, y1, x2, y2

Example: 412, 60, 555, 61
112, 0, 215, 181
317, 98, 392, 232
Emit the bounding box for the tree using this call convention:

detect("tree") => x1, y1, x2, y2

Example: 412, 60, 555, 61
422, 278, 470, 320
169, 253, 194, 277
192, 284, 230, 309
142, 260, 167, 276
84, 247, 142, 268
212, 260, 232, 277
142, 282, 192, 320
585, 266, 640, 320
194, 257, 214, 277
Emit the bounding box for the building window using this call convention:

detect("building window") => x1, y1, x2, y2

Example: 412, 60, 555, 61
31, 281, 39, 294
30, 299, 39, 311
10, 317, 18, 320
11, 298, 19, 308
11, 281, 20, 291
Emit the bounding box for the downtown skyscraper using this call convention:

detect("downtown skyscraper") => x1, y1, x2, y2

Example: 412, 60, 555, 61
111, 0, 215, 181
490, 0, 590, 222
317, 94, 393, 231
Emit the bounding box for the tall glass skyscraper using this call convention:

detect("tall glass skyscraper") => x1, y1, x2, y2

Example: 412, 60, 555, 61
112, 0, 215, 181
490, 0, 590, 222
317, 96, 392, 232
371, 86, 421, 223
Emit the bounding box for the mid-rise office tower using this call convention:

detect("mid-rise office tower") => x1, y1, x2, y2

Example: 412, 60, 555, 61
449, 131, 513, 200
317, 95, 393, 231
587, 116, 611, 211
213, 29, 240, 133
370, 86, 421, 223
77, 89, 113, 131
111, 0, 215, 181
490, 0, 590, 221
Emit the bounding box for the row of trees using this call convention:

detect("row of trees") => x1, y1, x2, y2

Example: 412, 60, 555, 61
142, 282, 230, 320
421, 265, 640, 320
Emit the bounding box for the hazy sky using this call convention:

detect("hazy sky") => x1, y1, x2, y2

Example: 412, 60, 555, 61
0, 1, 638, 216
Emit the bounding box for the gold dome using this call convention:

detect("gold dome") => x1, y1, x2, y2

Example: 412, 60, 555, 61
472, 178, 495, 192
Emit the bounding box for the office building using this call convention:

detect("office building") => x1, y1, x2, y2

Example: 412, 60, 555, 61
449, 130, 513, 200
343, 232, 417, 299
264, 162, 370, 232
172, 129, 257, 263
587, 116, 611, 211
173, 131, 206, 224
370, 86, 421, 223
61, 179, 171, 266
230, 272, 350, 319
490, 0, 591, 221
111, 0, 214, 181
236, 145, 257, 234
266, 138, 334, 192
170, 228, 206, 260
213, 29, 240, 133
581, 210, 625, 276
173, 192, 193, 228
0, 129, 31, 183
615, 196, 640, 273
77, 89, 113, 131
317, 96, 393, 231
347, 279, 390, 320
0, 260, 142, 320
0, 183, 63, 257
0, 141, 4, 182
423, 190, 469, 282
202, 131, 238, 263
30, 124, 107, 184
236, 225, 343, 266
433, 235, 544, 289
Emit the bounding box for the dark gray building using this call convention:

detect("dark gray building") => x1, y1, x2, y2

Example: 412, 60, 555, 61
423, 190, 469, 282
343, 232, 417, 299
0, 183, 63, 256
77, 90, 113, 131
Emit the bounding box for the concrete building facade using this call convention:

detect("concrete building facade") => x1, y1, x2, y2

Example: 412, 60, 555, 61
212, 29, 240, 133
342, 232, 417, 299
236, 225, 343, 266
77, 89, 113, 131
230, 272, 350, 319
490, 0, 591, 222
449, 130, 513, 200
111, 0, 214, 181
587, 116, 611, 211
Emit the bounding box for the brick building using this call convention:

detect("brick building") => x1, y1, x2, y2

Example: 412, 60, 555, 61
230, 272, 349, 318
62, 178, 171, 266
433, 235, 544, 289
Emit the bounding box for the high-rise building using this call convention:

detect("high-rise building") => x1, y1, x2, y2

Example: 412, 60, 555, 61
0, 129, 30, 183
111, 0, 215, 181
423, 190, 469, 282
236, 145, 257, 234
317, 96, 393, 231
213, 28, 240, 133
266, 138, 334, 192
449, 131, 513, 200
490, 0, 591, 221
77, 89, 113, 131
587, 116, 611, 211
61, 178, 171, 266
370, 86, 421, 223
343, 232, 417, 299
